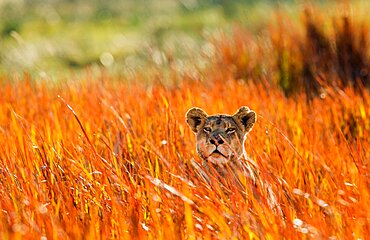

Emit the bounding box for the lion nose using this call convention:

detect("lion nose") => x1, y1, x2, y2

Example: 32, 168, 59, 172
210, 135, 224, 146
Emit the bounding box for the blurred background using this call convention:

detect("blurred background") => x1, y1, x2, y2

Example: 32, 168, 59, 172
0, 0, 369, 82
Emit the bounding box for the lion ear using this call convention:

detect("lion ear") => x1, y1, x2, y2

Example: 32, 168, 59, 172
186, 107, 208, 133
233, 106, 256, 133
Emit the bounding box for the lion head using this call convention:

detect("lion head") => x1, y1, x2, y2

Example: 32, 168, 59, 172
186, 106, 256, 165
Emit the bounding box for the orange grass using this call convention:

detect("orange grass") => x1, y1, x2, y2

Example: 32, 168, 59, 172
0, 73, 368, 239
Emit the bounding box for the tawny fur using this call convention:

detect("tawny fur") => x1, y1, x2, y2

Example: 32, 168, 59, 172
186, 106, 283, 216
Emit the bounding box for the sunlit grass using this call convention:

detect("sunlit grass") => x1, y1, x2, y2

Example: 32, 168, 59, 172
0, 74, 368, 239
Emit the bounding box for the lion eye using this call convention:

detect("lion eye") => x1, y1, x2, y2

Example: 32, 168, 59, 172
203, 127, 211, 133
226, 128, 236, 134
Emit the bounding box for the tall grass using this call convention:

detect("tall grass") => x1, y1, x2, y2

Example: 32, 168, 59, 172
210, 5, 370, 98
0, 72, 368, 239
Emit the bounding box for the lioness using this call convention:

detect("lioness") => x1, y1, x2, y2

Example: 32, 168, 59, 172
186, 106, 282, 215
186, 106, 256, 168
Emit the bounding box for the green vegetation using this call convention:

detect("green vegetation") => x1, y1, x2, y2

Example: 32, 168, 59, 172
1, 0, 369, 94
0, 0, 347, 77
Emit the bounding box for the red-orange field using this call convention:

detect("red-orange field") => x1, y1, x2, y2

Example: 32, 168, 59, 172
0, 73, 368, 239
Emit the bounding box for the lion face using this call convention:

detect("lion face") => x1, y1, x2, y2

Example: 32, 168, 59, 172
186, 106, 256, 165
